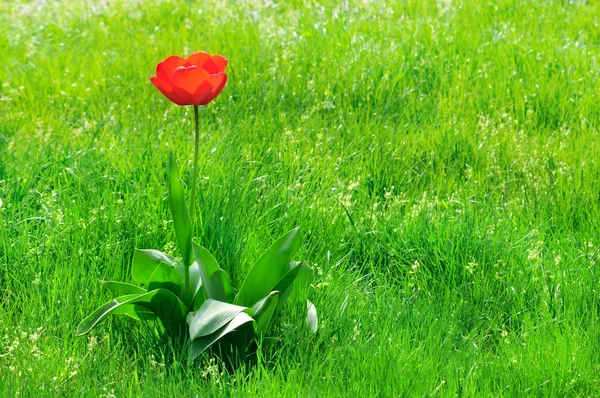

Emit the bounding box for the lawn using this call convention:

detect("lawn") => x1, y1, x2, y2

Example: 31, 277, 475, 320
1, 0, 600, 396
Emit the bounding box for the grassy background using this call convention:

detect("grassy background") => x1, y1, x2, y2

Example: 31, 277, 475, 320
2, 0, 600, 395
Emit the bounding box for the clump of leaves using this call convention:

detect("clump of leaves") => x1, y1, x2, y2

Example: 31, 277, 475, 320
77, 154, 317, 361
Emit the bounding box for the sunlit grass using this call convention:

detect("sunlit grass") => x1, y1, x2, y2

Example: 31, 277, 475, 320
1, 0, 600, 395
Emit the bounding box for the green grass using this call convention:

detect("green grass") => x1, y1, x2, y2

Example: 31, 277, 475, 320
2, 0, 600, 395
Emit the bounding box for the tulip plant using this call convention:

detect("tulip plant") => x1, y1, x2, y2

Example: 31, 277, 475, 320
77, 52, 317, 362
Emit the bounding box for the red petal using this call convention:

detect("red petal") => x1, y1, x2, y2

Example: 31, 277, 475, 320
150, 76, 189, 106
172, 85, 193, 105
150, 75, 172, 92
192, 80, 213, 106
200, 58, 220, 74
156, 55, 187, 81
187, 52, 227, 73
208, 73, 227, 95
195, 72, 227, 105
186, 52, 211, 68
210, 55, 227, 73
171, 66, 210, 95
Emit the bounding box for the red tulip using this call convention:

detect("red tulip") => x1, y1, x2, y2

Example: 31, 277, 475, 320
150, 52, 227, 106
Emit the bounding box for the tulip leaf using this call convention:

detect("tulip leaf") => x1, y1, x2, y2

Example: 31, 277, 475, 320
192, 285, 206, 311
188, 261, 204, 309
113, 303, 158, 321
76, 289, 187, 336
188, 312, 255, 361
168, 153, 193, 267
192, 242, 233, 302
147, 262, 184, 297
251, 291, 279, 335
187, 298, 253, 340
279, 261, 314, 309
235, 227, 302, 307
132, 249, 177, 286
306, 300, 318, 334
271, 261, 313, 310
145, 289, 188, 336
209, 270, 234, 303
77, 294, 139, 336
102, 281, 146, 295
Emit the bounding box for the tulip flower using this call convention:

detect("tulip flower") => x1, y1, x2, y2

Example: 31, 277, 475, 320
150, 52, 227, 107
150, 52, 228, 299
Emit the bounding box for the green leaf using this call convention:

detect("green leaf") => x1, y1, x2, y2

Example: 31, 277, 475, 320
76, 289, 187, 336
168, 153, 193, 267
113, 304, 158, 321
273, 261, 303, 303
77, 294, 139, 335
145, 289, 188, 335
192, 285, 206, 311
280, 261, 314, 309
187, 299, 253, 340
147, 262, 183, 297
132, 249, 176, 286
235, 227, 302, 307
251, 291, 279, 335
188, 312, 255, 361
192, 243, 233, 302
271, 261, 313, 311
306, 300, 318, 333
102, 281, 146, 295
208, 270, 234, 303
188, 261, 204, 309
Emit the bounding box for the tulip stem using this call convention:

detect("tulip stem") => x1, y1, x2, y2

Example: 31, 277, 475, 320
190, 105, 200, 227
185, 105, 201, 309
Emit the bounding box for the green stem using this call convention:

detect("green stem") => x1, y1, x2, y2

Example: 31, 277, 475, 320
190, 105, 200, 225
185, 105, 201, 309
